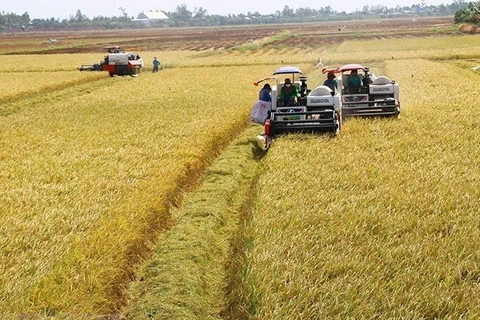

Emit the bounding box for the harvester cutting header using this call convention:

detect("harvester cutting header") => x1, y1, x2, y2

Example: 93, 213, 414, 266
78, 46, 144, 77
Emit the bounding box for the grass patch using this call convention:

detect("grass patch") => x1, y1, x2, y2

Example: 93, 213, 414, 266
230, 31, 296, 52
270, 31, 295, 42
230, 43, 261, 52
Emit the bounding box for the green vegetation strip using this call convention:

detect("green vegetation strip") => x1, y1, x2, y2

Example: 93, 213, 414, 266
123, 125, 265, 319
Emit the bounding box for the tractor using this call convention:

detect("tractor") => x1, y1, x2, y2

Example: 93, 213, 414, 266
338, 63, 400, 118
255, 66, 342, 149
78, 46, 144, 77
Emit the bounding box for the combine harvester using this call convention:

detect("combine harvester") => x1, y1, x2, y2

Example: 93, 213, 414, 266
338, 63, 400, 118
78, 46, 144, 77
255, 66, 342, 149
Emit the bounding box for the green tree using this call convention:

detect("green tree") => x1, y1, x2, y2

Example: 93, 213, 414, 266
193, 7, 207, 19
454, 1, 480, 23
281, 5, 294, 17
72, 9, 86, 22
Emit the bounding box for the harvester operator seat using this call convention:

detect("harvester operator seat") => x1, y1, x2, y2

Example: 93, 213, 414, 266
277, 81, 300, 107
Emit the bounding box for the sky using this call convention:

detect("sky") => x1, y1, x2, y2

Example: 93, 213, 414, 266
3, 0, 451, 20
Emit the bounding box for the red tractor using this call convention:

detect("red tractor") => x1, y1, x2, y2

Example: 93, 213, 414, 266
78, 46, 144, 77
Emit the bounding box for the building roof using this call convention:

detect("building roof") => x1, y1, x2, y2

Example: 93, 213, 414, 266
134, 11, 169, 21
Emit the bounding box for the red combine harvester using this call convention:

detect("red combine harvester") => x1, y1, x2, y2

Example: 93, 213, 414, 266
78, 46, 144, 77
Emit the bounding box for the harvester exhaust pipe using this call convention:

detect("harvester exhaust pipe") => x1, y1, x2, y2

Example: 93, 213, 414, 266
299, 75, 308, 97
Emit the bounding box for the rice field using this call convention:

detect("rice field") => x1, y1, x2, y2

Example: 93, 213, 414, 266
1, 20, 480, 318
0, 56, 273, 315
240, 58, 480, 319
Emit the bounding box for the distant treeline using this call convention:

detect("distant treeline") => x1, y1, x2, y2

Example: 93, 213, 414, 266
0, 1, 472, 30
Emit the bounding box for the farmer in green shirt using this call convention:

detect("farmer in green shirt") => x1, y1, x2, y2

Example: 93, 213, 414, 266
279, 78, 299, 106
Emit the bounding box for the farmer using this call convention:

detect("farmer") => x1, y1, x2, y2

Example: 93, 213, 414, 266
279, 78, 299, 106
323, 71, 338, 92
345, 69, 362, 93
152, 57, 161, 73
362, 67, 374, 86
259, 83, 272, 102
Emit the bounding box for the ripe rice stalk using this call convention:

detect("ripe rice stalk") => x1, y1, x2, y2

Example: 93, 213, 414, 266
240, 58, 480, 318
3, 30, 480, 318
0, 63, 274, 315
0, 71, 105, 109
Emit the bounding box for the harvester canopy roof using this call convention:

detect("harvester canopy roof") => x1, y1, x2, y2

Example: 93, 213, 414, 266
273, 66, 302, 75
339, 64, 365, 72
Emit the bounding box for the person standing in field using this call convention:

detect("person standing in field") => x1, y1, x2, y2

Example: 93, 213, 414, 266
252, 83, 272, 135
152, 57, 161, 73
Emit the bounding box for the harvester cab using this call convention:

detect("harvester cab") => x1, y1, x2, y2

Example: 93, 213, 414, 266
258, 66, 341, 149
339, 63, 400, 118
78, 46, 144, 77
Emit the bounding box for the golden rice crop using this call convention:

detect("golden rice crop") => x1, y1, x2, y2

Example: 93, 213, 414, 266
0, 54, 106, 72
153, 49, 323, 69
0, 71, 105, 106
3, 28, 480, 318
337, 34, 480, 54
326, 33, 480, 65
154, 33, 480, 72
122, 124, 265, 319
121, 33, 480, 319
241, 57, 480, 318
0, 59, 274, 315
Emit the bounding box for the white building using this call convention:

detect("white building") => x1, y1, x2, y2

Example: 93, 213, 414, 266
133, 11, 169, 24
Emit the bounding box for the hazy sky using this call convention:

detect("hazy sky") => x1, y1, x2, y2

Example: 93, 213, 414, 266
3, 0, 451, 20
